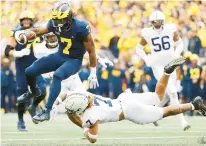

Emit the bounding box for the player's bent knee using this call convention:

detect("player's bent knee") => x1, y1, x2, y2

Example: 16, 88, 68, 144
53, 70, 69, 81
25, 66, 35, 76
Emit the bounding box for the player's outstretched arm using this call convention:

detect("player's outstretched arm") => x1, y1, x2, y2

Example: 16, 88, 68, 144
84, 121, 99, 143
84, 34, 99, 89
29, 27, 49, 37
5, 35, 30, 58
84, 34, 97, 68
14, 27, 49, 45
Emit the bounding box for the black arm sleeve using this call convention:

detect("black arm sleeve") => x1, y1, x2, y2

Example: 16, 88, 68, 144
5, 45, 14, 57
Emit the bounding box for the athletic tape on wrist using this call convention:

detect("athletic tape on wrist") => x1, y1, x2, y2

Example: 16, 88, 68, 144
87, 132, 98, 139
83, 127, 89, 133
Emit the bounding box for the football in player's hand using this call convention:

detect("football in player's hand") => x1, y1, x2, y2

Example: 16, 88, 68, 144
19, 30, 36, 44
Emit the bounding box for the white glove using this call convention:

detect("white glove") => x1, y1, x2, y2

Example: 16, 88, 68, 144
14, 30, 27, 45
88, 67, 99, 89
98, 57, 114, 69
13, 48, 31, 58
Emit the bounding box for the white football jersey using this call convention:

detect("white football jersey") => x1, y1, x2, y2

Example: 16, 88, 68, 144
141, 24, 177, 66
33, 41, 58, 58
81, 95, 122, 128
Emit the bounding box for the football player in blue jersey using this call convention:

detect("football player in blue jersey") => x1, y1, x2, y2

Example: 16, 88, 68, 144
14, 2, 98, 122
4, 10, 46, 131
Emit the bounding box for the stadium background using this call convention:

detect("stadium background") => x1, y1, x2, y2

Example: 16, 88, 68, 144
1, 0, 206, 114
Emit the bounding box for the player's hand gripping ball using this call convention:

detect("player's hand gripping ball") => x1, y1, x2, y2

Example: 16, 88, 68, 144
17, 30, 36, 44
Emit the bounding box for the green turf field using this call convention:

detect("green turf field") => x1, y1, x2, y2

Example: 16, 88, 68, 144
1, 114, 206, 146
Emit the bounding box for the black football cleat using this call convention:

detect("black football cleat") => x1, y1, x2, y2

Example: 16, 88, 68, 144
17, 120, 28, 132
33, 109, 50, 122
17, 92, 32, 104
28, 105, 39, 124
164, 56, 186, 74
192, 96, 206, 116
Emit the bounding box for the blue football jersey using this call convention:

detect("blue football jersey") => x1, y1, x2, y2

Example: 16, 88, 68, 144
47, 18, 90, 59
12, 27, 41, 65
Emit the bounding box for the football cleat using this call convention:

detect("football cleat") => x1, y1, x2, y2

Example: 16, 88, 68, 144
33, 109, 50, 122
164, 56, 186, 74
17, 120, 27, 132
192, 96, 206, 116
28, 105, 38, 124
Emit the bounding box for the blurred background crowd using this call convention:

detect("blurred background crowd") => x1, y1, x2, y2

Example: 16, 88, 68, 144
1, 0, 206, 114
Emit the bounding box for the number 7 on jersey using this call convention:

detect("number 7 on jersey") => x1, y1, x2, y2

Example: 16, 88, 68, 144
61, 37, 72, 55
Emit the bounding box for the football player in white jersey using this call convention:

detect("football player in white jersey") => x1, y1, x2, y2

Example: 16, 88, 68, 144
135, 10, 190, 130
62, 57, 206, 143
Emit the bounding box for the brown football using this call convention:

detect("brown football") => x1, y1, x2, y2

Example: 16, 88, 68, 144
19, 30, 36, 44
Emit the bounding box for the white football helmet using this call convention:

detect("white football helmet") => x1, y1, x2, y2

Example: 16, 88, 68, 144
43, 32, 58, 49
149, 10, 165, 31
65, 91, 89, 115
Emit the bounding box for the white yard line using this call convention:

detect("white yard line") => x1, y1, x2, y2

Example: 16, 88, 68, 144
1, 136, 203, 141
1, 130, 206, 134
